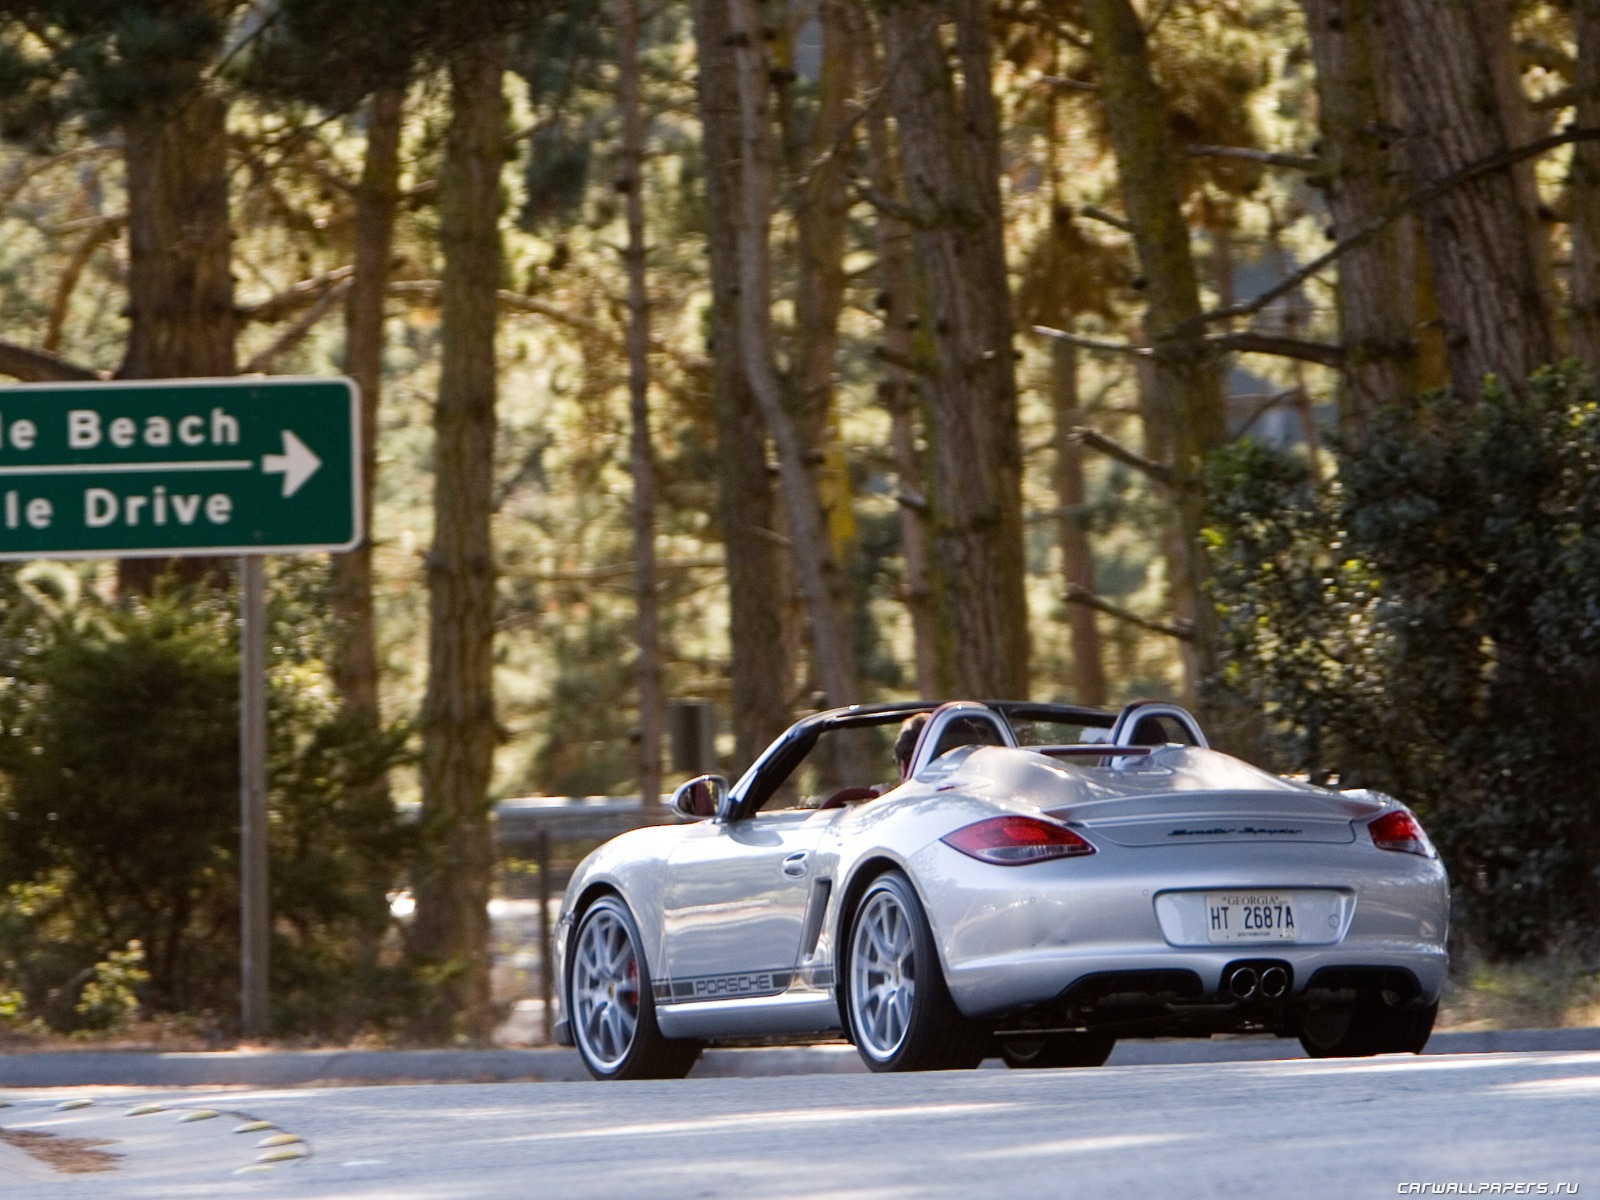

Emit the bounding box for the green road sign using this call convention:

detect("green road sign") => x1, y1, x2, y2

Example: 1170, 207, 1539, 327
0, 377, 359, 561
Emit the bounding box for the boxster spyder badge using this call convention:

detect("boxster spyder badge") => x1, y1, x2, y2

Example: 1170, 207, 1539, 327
553, 699, 1448, 1079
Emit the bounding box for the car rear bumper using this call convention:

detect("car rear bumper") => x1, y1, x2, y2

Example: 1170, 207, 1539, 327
907, 838, 1449, 1019
943, 942, 1448, 1018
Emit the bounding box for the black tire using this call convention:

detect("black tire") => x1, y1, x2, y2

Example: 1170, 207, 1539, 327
568, 894, 702, 1080
1298, 998, 1437, 1058
844, 871, 986, 1072
1381, 999, 1438, 1054
1000, 1031, 1116, 1069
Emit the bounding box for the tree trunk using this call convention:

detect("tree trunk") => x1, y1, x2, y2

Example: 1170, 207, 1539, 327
878, 0, 1029, 699
117, 85, 235, 593
1572, 0, 1600, 368
1385, 0, 1556, 391
411, 39, 505, 1041
1083, 0, 1225, 698
1477, 0, 1557, 327
1051, 341, 1107, 708
619, 0, 664, 808
332, 84, 403, 737
793, 0, 856, 579
690, 0, 791, 766
727, 0, 860, 711
1301, 0, 1419, 429
862, 36, 939, 698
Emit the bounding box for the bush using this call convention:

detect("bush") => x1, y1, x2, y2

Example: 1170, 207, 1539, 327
1207, 365, 1600, 957
0, 565, 419, 1035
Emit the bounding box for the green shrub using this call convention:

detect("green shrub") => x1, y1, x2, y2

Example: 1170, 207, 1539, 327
74, 941, 149, 1032
0, 567, 418, 1035
1207, 365, 1600, 958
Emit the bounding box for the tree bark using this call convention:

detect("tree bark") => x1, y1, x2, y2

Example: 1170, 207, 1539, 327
1477, 0, 1557, 327
793, 0, 857, 578
332, 84, 404, 737
690, 0, 791, 766
879, 0, 1030, 699
1572, 0, 1600, 368
1301, 0, 1419, 429
411, 38, 505, 1041
726, 0, 860, 711
1385, 0, 1556, 391
619, 0, 664, 808
117, 84, 236, 593
862, 33, 939, 699
1083, 0, 1225, 699
1051, 341, 1107, 708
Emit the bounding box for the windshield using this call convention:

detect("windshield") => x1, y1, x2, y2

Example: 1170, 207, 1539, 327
762, 723, 904, 812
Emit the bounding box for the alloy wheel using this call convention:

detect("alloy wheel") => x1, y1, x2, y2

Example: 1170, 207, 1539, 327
571, 904, 642, 1072
850, 888, 918, 1060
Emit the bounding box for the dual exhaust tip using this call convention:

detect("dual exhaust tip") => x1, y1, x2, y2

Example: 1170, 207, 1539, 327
1227, 965, 1289, 1001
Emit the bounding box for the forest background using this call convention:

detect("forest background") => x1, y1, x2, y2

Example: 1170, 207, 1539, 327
1, 0, 1599, 1042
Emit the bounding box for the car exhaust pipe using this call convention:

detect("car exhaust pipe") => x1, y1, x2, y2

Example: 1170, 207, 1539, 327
1227, 967, 1259, 1000
1259, 966, 1289, 999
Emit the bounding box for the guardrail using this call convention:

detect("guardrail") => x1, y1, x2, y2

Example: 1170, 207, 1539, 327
492, 794, 678, 851
488, 795, 679, 1041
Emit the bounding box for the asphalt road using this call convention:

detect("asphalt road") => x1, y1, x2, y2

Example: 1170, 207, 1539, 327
3, 1050, 1598, 1199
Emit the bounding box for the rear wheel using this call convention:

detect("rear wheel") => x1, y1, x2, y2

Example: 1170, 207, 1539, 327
999, 1031, 1116, 1069
1298, 998, 1437, 1058
845, 871, 985, 1072
569, 895, 701, 1080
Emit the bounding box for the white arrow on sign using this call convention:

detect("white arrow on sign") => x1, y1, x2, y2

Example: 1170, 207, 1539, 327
261, 430, 322, 498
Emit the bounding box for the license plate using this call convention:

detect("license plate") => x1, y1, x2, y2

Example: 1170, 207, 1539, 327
1205, 891, 1300, 943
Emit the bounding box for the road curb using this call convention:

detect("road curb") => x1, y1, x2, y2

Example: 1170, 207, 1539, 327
2, 1027, 1597, 1089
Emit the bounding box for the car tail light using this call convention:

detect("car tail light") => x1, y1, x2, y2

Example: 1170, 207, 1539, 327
941, 816, 1096, 865
1368, 809, 1436, 857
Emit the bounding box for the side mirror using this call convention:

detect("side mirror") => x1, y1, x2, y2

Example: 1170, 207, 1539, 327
672, 774, 730, 821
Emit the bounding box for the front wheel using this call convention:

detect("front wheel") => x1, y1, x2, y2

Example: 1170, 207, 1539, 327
845, 871, 985, 1072
569, 895, 701, 1080
1000, 1031, 1116, 1069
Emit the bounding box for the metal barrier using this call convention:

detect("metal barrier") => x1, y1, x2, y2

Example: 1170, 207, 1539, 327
492, 796, 678, 1041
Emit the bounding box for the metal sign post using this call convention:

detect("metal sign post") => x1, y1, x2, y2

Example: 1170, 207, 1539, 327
239, 554, 270, 1037
0, 376, 361, 1038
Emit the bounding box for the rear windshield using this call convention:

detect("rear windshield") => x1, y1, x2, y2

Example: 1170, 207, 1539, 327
1006, 713, 1115, 747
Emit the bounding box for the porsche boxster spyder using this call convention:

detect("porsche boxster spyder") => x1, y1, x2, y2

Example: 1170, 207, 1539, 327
552, 700, 1448, 1079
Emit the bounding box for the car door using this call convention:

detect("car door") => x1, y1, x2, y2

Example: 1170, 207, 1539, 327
659, 809, 825, 1003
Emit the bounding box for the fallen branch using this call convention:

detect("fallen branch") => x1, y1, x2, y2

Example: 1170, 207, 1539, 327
1177, 125, 1600, 337
1064, 584, 1194, 641
1032, 324, 1148, 356
1038, 74, 1097, 92
846, 177, 924, 227
1211, 330, 1344, 368
0, 340, 102, 383
505, 290, 707, 375
1188, 144, 1318, 171
873, 344, 932, 376
0, 144, 118, 216
1034, 324, 1344, 369
896, 488, 928, 514
1070, 425, 1177, 490
239, 266, 354, 323
242, 277, 353, 374
1078, 205, 1131, 233
45, 215, 125, 353
1236, 387, 1304, 437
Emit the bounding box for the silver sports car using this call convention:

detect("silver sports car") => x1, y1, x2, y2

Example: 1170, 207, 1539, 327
552, 699, 1449, 1079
